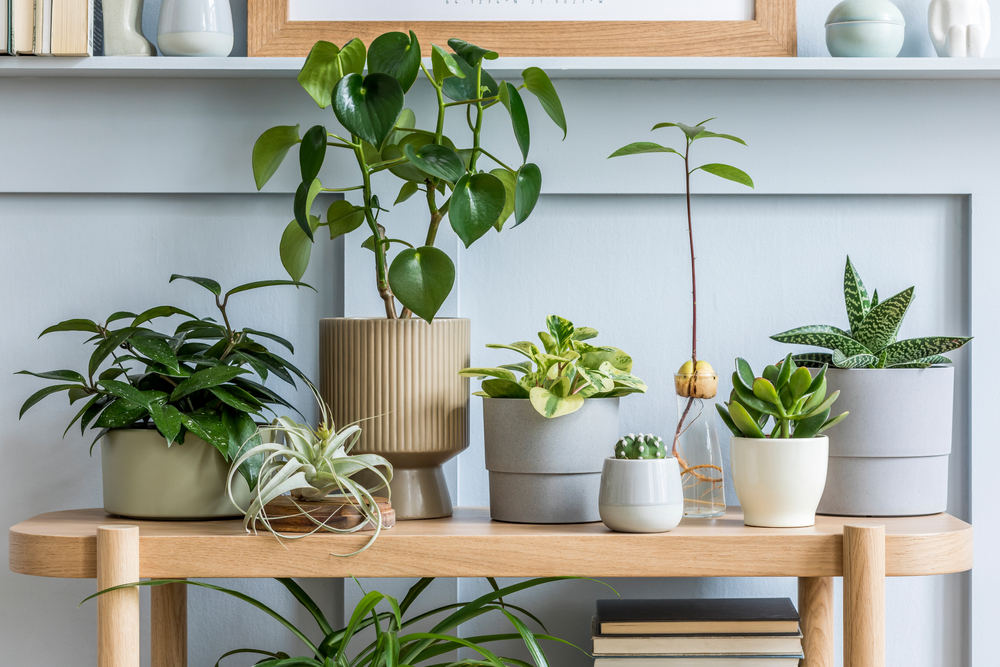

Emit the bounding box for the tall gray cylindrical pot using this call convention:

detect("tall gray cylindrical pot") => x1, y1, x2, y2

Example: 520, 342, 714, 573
483, 397, 619, 523
819, 367, 954, 516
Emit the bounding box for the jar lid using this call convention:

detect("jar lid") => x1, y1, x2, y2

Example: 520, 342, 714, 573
825, 0, 905, 26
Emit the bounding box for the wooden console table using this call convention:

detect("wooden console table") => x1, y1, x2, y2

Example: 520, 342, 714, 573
9, 508, 972, 667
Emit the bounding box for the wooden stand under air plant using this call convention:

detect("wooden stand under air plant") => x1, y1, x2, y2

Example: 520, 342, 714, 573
261, 496, 395, 533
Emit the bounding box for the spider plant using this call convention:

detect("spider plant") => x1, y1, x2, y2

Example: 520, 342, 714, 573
84, 576, 596, 666
228, 385, 392, 554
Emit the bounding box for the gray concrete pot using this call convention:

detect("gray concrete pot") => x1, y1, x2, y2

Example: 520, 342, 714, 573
483, 397, 620, 523
819, 367, 954, 516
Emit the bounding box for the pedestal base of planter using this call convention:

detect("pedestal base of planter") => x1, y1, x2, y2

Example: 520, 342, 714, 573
489, 471, 602, 524
389, 467, 454, 520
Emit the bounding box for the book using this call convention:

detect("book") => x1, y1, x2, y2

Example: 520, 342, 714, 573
12, 0, 31, 53
593, 657, 803, 666
2, 0, 9, 54
50, 0, 91, 55
32, 0, 53, 55
592, 634, 803, 657
596, 598, 799, 636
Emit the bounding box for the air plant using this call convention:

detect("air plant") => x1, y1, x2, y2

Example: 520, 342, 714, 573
227, 385, 392, 554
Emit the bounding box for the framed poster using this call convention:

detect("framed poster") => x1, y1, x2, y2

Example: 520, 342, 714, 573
248, 0, 796, 57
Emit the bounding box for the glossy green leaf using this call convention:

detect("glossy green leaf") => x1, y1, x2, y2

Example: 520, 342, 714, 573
693, 129, 747, 145
94, 398, 147, 429
775, 353, 794, 389
130, 331, 180, 373
402, 143, 465, 184
442, 56, 499, 101
18, 384, 79, 419
225, 279, 313, 298
449, 173, 506, 247
169, 274, 221, 296
16, 369, 86, 383
298, 125, 326, 183
696, 163, 754, 187
458, 367, 517, 380
326, 200, 366, 239
498, 82, 530, 161
333, 73, 405, 148
608, 141, 680, 158
297, 39, 366, 108
734, 358, 755, 391
293, 178, 322, 239
170, 366, 249, 402
652, 121, 705, 141
752, 377, 781, 407
490, 168, 517, 230
431, 44, 464, 83
448, 38, 498, 67
793, 408, 830, 439
514, 163, 541, 225
88, 328, 135, 378
149, 403, 183, 445
522, 67, 566, 138
252, 125, 300, 190
387, 246, 456, 323
130, 305, 195, 328
529, 386, 583, 418
729, 401, 765, 438
788, 366, 813, 401
394, 181, 420, 205
367, 31, 421, 92
279, 216, 319, 281
480, 378, 530, 398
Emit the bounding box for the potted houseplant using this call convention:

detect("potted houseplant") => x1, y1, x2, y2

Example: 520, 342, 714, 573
771, 256, 972, 516
610, 119, 753, 518
461, 315, 646, 523
88, 576, 591, 665
17, 275, 310, 519
253, 33, 567, 519
599, 433, 684, 533
718, 355, 849, 528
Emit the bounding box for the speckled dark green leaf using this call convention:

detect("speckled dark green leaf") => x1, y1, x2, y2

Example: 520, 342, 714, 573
771, 326, 871, 357
843, 256, 871, 332
883, 337, 972, 366
853, 287, 912, 352
832, 350, 879, 369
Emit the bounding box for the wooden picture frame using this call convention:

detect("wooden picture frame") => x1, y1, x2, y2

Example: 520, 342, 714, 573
248, 0, 797, 58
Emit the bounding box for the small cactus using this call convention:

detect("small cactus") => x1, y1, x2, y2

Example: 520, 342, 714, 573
615, 433, 667, 460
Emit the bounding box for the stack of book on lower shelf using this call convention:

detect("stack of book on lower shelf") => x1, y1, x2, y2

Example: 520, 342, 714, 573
592, 598, 804, 666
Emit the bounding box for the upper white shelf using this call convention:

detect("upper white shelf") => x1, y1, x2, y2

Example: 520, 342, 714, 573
4, 56, 1000, 79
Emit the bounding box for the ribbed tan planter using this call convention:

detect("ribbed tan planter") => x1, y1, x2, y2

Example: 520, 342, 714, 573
320, 318, 470, 519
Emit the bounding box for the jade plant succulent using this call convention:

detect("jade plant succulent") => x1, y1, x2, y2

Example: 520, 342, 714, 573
772, 256, 972, 368
717, 355, 849, 439
460, 315, 646, 418
615, 433, 668, 460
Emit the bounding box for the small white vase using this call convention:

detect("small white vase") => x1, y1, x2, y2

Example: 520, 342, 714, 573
731, 436, 829, 528
599, 457, 684, 533
103, 0, 155, 56
929, 0, 991, 57
157, 0, 234, 56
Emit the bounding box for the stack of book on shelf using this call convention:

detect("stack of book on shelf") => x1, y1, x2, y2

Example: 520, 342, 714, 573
1, 0, 100, 56
592, 598, 804, 666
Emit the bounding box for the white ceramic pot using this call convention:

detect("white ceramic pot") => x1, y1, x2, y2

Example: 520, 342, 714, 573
157, 0, 234, 56
731, 436, 829, 528
599, 457, 684, 533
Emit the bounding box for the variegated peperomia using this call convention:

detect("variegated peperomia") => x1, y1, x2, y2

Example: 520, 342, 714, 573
460, 315, 646, 418
771, 256, 971, 369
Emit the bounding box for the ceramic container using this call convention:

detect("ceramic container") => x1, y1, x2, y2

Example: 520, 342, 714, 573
929, 0, 992, 57
102, 0, 155, 55
483, 397, 619, 524
157, 0, 234, 56
101, 429, 250, 519
826, 0, 906, 57
320, 318, 469, 520
731, 436, 829, 528
819, 367, 954, 516
599, 457, 684, 533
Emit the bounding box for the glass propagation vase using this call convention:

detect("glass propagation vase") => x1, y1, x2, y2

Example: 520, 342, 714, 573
672, 373, 726, 518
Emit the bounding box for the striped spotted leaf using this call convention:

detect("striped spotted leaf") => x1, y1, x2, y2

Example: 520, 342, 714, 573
887, 354, 952, 369
792, 352, 834, 368
883, 336, 972, 366
853, 287, 913, 352
832, 349, 879, 368
843, 256, 872, 332
770, 325, 872, 358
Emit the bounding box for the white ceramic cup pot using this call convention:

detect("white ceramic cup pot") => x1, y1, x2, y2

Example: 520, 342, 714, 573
599, 457, 684, 533
731, 436, 829, 528
157, 0, 234, 56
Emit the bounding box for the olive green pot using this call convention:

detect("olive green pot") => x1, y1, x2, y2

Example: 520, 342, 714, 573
100, 428, 250, 519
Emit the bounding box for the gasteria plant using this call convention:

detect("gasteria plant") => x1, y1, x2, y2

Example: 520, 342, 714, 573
17, 275, 311, 487
254, 33, 567, 322
717, 355, 849, 439
86, 577, 593, 666
228, 385, 392, 553
460, 315, 647, 418
771, 256, 972, 368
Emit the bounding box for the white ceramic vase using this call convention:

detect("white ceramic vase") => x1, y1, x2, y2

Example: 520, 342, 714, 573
103, 0, 155, 56
599, 457, 684, 533
731, 436, 829, 528
157, 0, 234, 56
929, 0, 991, 57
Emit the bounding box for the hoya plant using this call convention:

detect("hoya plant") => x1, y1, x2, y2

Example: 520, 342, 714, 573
253, 33, 567, 322
771, 256, 972, 368
717, 355, 849, 439
17, 275, 311, 488
460, 315, 647, 418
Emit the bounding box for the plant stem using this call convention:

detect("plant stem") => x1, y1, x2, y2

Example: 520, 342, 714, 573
684, 143, 697, 365
468, 63, 485, 172
354, 145, 397, 318
475, 147, 515, 172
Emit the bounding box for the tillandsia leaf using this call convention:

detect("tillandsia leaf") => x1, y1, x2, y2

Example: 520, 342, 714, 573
367, 31, 421, 92
843, 256, 872, 332
499, 82, 530, 161
694, 163, 754, 188
297, 39, 366, 108
853, 286, 913, 352
608, 141, 680, 158
253, 125, 301, 190
770, 326, 872, 357
831, 349, 879, 369
387, 246, 456, 323
883, 336, 972, 366
333, 73, 405, 148
521, 67, 566, 138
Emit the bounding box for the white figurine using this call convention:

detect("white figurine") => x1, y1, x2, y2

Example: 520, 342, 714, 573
929, 0, 991, 57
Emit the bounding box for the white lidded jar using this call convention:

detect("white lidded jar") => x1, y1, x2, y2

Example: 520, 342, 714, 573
157, 0, 234, 56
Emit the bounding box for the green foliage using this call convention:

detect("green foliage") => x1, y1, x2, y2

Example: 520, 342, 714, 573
460, 315, 647, 419
771, 256, 972, 368
615, 433, 667, 460
717, 355, 849, 439
254, 33, 567, 322
86, 576, 594, 666
17, 276, 313, 488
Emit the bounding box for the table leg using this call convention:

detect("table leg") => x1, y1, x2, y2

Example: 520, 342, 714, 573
843, 524, 886, 667
152, 580, 188, 667
97, 525, 140, 667
798, 576, 834, 667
